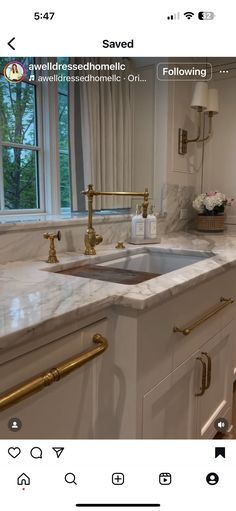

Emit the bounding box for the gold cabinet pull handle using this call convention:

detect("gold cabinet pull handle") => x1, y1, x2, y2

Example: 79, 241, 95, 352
173, 297, 234, 336
0, 333, 108, 412
201, 351, 212, 390
195, 356, 207, 396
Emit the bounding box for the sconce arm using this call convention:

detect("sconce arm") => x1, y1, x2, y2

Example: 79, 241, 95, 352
185, 127, 201, 144
186, 108, 202, 143
198, 112, 213, 143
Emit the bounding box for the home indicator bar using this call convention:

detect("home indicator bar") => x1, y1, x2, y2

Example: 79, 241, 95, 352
76, 505, 161, 508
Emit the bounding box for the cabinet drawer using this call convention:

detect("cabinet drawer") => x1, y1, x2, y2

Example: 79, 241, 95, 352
171, 269, 236, 369
142, 321, 235, 440
138, 268, 236, 392
0, 318, 109, 439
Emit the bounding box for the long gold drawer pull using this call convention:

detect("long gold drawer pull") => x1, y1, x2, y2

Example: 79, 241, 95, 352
0, 333, 108, 412
173, 297, 234, 336
201, 352, 212, 390
195, 356, 207, 396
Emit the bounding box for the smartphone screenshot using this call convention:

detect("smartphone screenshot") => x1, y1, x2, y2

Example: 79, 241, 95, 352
0, 1, 235, 509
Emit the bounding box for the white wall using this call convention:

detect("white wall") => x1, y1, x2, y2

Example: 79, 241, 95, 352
169, 80, 202, 186
202, 61, 236, 223
132, 60, 203, 224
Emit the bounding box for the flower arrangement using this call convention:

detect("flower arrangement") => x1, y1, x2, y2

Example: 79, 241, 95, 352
193, 191, 234, 216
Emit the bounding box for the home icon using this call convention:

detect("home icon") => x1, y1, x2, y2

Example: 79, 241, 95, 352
17, 473, 30, 485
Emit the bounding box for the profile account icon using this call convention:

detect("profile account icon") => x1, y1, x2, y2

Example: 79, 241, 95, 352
4, 61, 26, 83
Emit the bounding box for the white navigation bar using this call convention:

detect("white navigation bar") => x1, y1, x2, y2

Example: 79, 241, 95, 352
0, 0, 235, 56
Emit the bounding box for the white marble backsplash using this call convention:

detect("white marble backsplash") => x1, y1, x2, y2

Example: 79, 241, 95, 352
0, 216, 132, 264
162, 184, 196, 233
0, 184, 196, 263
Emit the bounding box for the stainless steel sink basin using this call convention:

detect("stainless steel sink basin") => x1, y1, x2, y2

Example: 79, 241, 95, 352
98, 248, 213, 275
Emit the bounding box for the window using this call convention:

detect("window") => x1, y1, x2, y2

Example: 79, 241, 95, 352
0, 57, 72, 215
0, 57, 41, 211
0, 57, 128, 217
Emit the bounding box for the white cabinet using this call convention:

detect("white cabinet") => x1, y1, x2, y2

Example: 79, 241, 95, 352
0, 316, 111, 439
142, 350, 199, 439
142, 322, 235, 439
233, 329, 236, 382
1, 267, 236, 440
197, 323, 234, 439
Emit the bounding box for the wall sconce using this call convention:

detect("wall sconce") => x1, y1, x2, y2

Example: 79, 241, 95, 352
178, 82, 219, 155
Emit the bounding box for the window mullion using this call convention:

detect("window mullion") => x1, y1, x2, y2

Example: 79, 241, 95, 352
41, 58, 60, 214
35, 61, 45, 213
1, 141, 40, 150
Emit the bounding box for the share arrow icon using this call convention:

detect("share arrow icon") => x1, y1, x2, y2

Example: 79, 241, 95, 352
52, 447, 64, 458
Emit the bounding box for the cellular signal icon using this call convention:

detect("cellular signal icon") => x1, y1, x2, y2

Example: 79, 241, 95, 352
167, 12, 180, 20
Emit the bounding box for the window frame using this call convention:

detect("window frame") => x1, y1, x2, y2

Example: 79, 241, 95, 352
0, 58, 45, 214
0, 57, 74, 217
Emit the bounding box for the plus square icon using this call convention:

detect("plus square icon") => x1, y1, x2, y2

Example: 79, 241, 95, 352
112, 473, 124, 485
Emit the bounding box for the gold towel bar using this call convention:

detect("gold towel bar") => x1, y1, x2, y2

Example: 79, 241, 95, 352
0, 333, 108, 412
173, 296, 234, 336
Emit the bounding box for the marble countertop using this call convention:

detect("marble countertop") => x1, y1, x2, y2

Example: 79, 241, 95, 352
1, 231, 236, 348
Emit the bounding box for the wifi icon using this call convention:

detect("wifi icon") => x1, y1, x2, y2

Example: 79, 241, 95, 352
184, 11, 194, 19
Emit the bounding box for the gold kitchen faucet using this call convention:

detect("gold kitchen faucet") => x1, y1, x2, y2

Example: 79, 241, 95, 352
81, 184, 149, 255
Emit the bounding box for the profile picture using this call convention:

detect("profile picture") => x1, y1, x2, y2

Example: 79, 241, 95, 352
4, 61, 26, 83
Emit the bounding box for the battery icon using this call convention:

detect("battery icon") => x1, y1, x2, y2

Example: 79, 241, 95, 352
198, 11, 215, 20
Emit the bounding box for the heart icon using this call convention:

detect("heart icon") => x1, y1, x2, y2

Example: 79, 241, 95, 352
8, 447, 21, 458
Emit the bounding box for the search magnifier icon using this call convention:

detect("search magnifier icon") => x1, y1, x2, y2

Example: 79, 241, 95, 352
65, 472, 77, 485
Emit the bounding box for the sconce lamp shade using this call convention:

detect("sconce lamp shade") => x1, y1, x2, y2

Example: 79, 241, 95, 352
191, 82, 208, 110
205, 88, 219, 115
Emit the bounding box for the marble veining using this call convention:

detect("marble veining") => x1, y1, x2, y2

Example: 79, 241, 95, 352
0, 184, 197, 265
0, 216, 132, 264
165, 184, 196, 232
1, 231, 236, 348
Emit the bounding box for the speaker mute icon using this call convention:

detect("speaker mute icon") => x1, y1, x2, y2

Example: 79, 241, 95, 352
167, 12, 180, 20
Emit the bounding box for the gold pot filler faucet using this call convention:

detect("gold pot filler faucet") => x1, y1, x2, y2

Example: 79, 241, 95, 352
81, 184, 149, 255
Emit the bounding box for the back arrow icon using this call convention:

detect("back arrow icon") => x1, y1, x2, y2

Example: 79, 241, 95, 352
8, 37, 15, 50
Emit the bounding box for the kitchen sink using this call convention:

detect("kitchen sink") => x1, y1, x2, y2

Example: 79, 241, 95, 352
98, 247, 213, 275
54, 247, 214, 285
